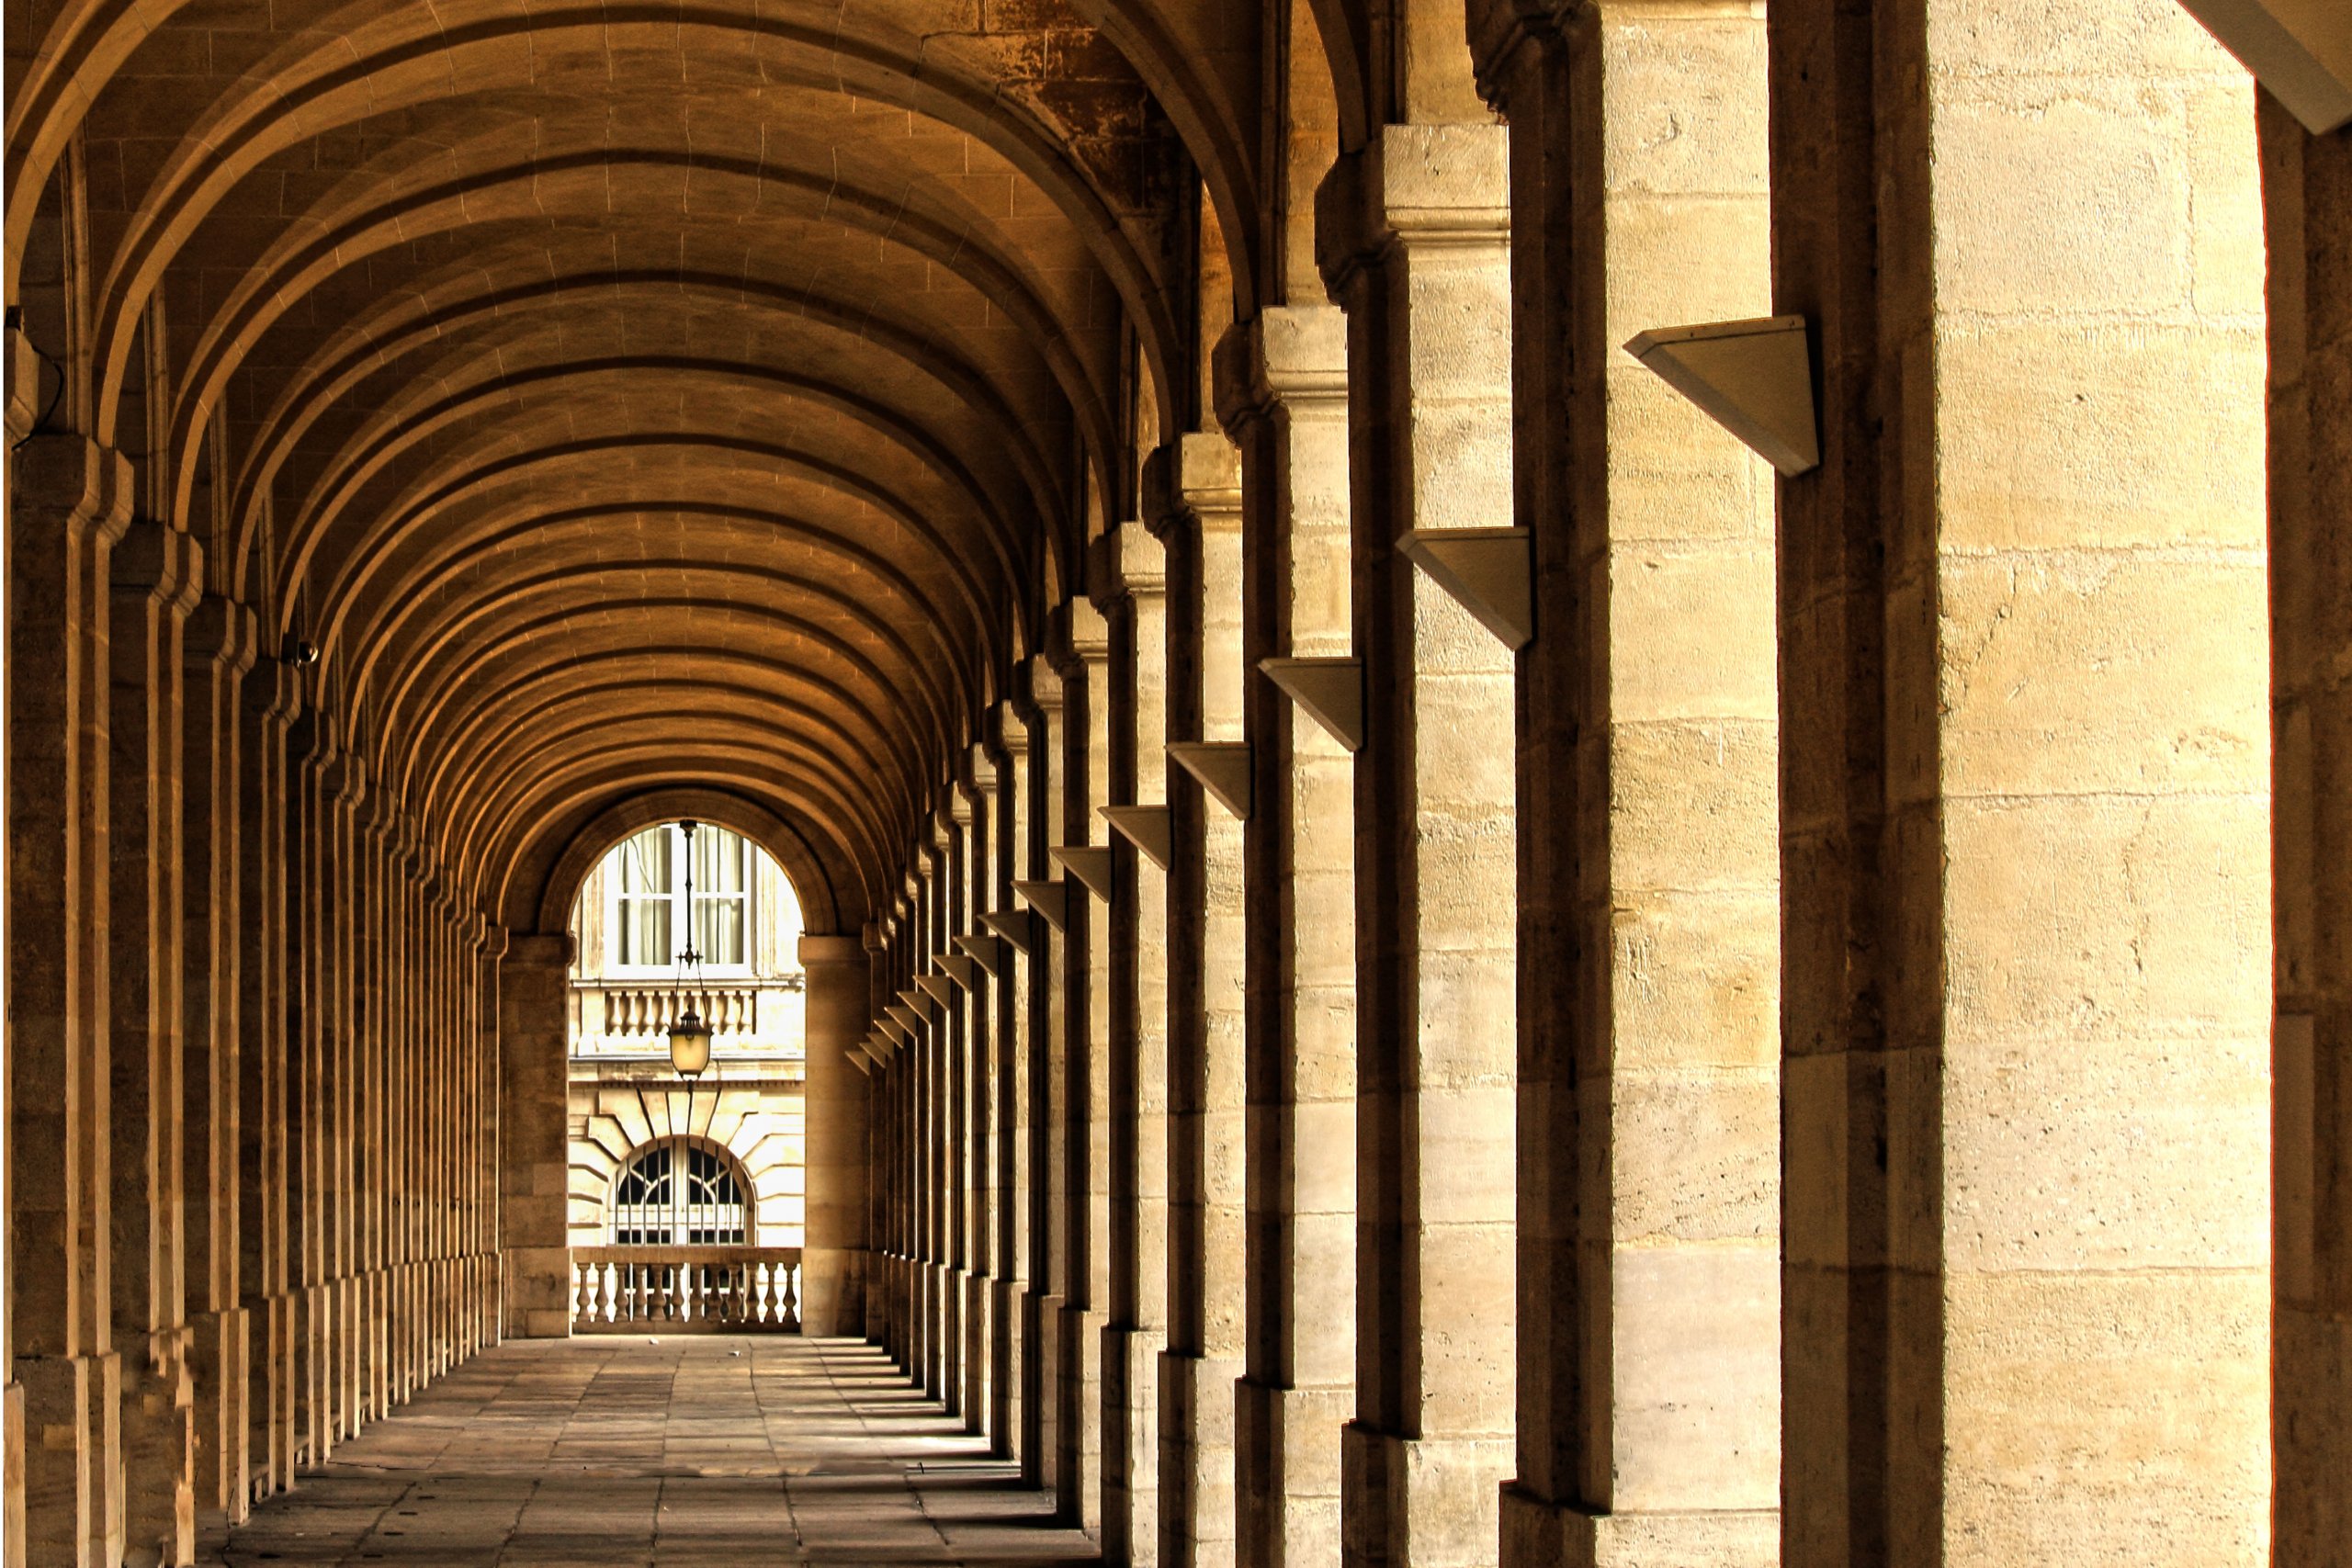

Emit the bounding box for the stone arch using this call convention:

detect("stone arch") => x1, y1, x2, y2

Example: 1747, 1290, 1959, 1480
569, 1121, 801, 1250
522, 786, 850, 940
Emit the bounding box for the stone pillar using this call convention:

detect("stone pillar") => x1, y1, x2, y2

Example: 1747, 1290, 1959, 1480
1318, 120, 1520, 1568
285, 711, 328, 1470
179, 593, 254, 1529
2263, 93, 2352, 1568
1156, 433, 1246, 1568
957, 763, 995, 1437
474, 923, 506, 1350
108, 516, 201, 1565
323, 759, 364, 1441
236, 649, 298, 1495
1471, 4, 1781, 1562
802, 932, 872, 1336
1771, 2, 2270, 1562
498, 931, 573, 1339
1216, 303, 1356, 1568
1023, 659, 1069, 1496
358, 813, 393, 1420
9, 434, 130, 1562
986, 710, 1029, 1462
1102, 521, 1169, 1568
1059, 602, 1112, 1537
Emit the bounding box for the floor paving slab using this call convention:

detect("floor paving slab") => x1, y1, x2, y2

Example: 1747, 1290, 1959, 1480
201, 1339, 1096, 1567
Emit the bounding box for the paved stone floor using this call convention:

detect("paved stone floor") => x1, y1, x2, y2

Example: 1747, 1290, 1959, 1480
203, 1338, 1095, 1566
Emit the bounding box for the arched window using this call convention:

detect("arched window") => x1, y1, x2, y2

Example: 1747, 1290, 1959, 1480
609, 1138, 751, 1245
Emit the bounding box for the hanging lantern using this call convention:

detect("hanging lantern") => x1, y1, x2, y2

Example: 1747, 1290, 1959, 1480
668, 1006, 711, 1078
667, 818, 711, 1079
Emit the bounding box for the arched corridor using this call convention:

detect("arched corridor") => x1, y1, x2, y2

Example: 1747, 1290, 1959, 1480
5, 0, 2349, 1564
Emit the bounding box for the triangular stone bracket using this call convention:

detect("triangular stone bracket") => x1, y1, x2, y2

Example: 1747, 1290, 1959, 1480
898, 986, 938, 1021
1261, 658, 1364, 752
2177, 0, 2352, 133
937, 953, 980, 989
916, 974, 957, 1009
1167, 741, 1251, 821
1623, 315, 1820, 478
846, 1049, 876, 1076
881, 1008, 919, 1043
953, 932, 1009, 976
1012, 880, 1069, 932
980, 908, 1038, 953
1099, 805, 1173, 870
1398, 527, 1532, 649
1050, 844, 1116, 902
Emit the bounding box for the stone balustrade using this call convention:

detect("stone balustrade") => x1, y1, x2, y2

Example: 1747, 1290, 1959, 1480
571, 1246, 803, 1333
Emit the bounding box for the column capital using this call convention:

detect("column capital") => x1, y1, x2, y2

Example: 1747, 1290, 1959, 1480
797, 933, 866, 966
1088, 519, 1165, 609
1144, 431, 1243, 536
1315, 123, 1511, 298
503, 931, 572, 969
183, 593, 258, 672
1212, 306, 1349, 437
108, 516, 203, 614
11, 431, 134, 550
1023, 656, 1064, 716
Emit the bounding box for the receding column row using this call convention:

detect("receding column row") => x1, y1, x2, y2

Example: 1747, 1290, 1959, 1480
6, 434, 506, 1562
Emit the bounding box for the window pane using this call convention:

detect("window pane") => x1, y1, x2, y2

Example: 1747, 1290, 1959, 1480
697, 895, 745, 966
618, 828, 672, 894
696, 828, 747, 894
618, 897, 671, 966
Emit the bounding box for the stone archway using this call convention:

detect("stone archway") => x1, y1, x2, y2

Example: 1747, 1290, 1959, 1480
498, 792, 873, 1340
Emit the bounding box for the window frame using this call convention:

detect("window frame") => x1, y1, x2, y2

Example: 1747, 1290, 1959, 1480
601, 823, 757, 978
607, 1136, 753, 1247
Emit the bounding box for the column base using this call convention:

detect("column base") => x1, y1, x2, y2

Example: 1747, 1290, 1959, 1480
187, 1307, 250, 1528
5, 1378, 24, 1564
1103, 1324, 1165, 1566
961, 1269, 993, 1438
1499, 1485, 1776, 1568
1028, 1289, 1063, 1493
990, 1276, 1025, 1464
17, 1348, 122, 1565
1159, 1350, 1241, 1568
1340, 1421, 1512, 1568
1236, 1378, 1348, 1568
1056, 1302, 1105, 1535
121, 1323, 197, 1567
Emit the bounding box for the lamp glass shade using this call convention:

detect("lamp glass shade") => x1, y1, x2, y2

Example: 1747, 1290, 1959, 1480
668, 1011, 712, 1078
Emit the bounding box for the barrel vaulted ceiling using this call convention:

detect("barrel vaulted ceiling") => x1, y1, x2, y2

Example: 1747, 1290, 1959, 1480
3, 0, 1309, 931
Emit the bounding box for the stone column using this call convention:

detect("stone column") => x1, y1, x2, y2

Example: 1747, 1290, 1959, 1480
1102, 521, 1169, 1568
957, 763, 995, 1436
179, 592, 254, 1528
1155, 432, 1246, 1568
8, 434, 130, 1562
236, 651, 299, 1495
1472, 4, 1782, 1562
498, 931, 573, 1339
1319, 120, 1521, 1568
474, 923, 506, 1350
1021, 660, 1068, 1495
358, 813, 393, 1419
1216, 303, 1357, 1568
1771, 2, 2270, 1562
2263, 94, 2352, 1568
1058, 602, 1112, 1537
802, 931, 872, 1336
285, 711, 327, 1468
324, 759, 365, 1439
986, 710, 1029, 1461
108, 516, 202, 1565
